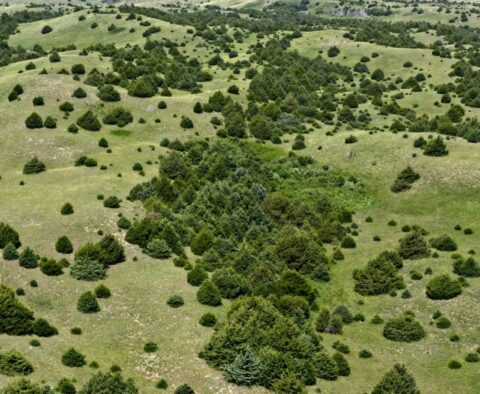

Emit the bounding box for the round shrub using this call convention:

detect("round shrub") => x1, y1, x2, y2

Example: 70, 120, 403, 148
197, 280, 222, 306
436, 317, 451, 329
465, 353, 479, 363
71, 327, 82, 335
55, 236, 73, 254
383, 314, 426, 342
32, 318, 58, 337
23, 157, 46, 174
19, 247, 38, 269
41, 25, 53, 34
77, 291, 100, 313
199, 312, 217, 327
103, 196, 121, 208
145, 239, 171, 259
32, 96, 44, 106
77, 110, 101, 131
156, 379, 168, 389
426, 274, 462, 300
97, 84, 121, 102
174, 384, 195, 394
25, 112, 43, 129
448, 360, 462, 369
430, 234, 457, 251
56, 378, 76, 394
39, 258, 63, 276
143, 342, 158, 353
187, 265, 208, 286
94, 284, 111, 299
341, 236, 356, 249
359, 349, 372, 358
167, 295, 184, 308
62, 348, 86, 367
71, 64, 86, 75
398, 231, 430, 259
44, 116, 56, 129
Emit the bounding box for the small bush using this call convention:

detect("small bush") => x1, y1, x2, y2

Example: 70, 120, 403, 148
199, 312, 217, 327
62, 348, 86, 367
341, 235, 356, 249
465, 353, 479, 363
55, 236, 73, 254
426, 274, 462, 300
156, 379, 168, 389
32, 96, 44, 106
94, 284, 111, 299
25, 113, 43, 129
103, 196, 121, 208
77, 291, 100, 313
72, 87, 87, 98
19, 247, 38, 269
448, 360, 461, 369
144, 342, 158, 353
383, 314, 426, 342
167, 295, 184, 308
436, 317, 451, 329
174, 384, 195, 394
77, 110, 101, 131
3, 242, 19, 260
359, 349, 372, 358
71, 64, 86, 75
61, 202, 74, 215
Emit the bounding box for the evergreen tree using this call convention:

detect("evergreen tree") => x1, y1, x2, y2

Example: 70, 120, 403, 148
3, 242, 18, 260
423, 136, 448, 156
19, 247, 38, 269
453, 257, 480, 277
77, 291, 100, 313
97, 84, 121, 102
187, 264, 208, 286
223, 348, 261, 386
332, 352, 351, 376
271, 372, 307, 394
0, 285, 34, 335
56, 236, 73, 254
145, 239, 171, 259
25, 113, 43, 129
61, 202, 74, 215
197, 280, 222, 306
23, 157, 46, 174
314, 352, 338, 380
190, 229, 214, 256
0, 223, 20, 248
398, 232, 430, 259
70, 256, 106, 281
372, 364, 420, 394
61, 348, 86, 367
426, 274, 462, 300
77, 111, 101, 131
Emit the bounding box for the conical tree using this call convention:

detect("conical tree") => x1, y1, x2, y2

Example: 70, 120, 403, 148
223, 348, 261, 386
23, 157, 46, 174
423, 136, 448, 157
3, 242, 19, 260
19, 247, 38, 269
197, 280, 222, 306
55, 236, 73, 254
372, 364, 420, 394
77, 110, 101, 131
25, 112, 43, 129
77, 291, 100, 313
272, 372, 307, 394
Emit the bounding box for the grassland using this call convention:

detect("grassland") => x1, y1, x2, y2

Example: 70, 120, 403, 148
1, 4, 480, 394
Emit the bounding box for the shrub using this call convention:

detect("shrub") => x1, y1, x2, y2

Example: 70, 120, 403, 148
180, 116, 194, 129
465, 353, 479, 363
71, 64, 86, 75
77, 111, 101, 131
97, 85, 121, 102
174, 385, 195, 394
94, 284, 111, 299
332, 352, 350, 376
156, 379, 168, 389
103, 196, 121, 208
3, 242, 19, 260
391, 166, 420, 193
25, 113, 43, 129
199, 312, 217, 327
103, 108, 133, 127
332, 340, 350, 354
398, 231, 429, 259
193, 102, 203, 113
144, 342, 158, 353
426, 274, 462, 300
314, 351, 338, 380
0, 223, 20, 248
341, 235, 356, 248
424, 136, 448, 156
197, 280, 222, 306
23, 157, 46, 174
436, 317, 451, 329
19, 247, 38, 269
61, 202, 74, 215
73, 87, 87, 98
41, 25, 52, 34
44, 116, 56, 129
49, 51, 61, 62
448, 360, 461, 369
71, 327, 82, 335
190, 229, 214, 255
55, 236, 73, 254
372, 364, 419, 394
117, 216, 131, 229
128, 78, 156, 97
77, 291, 100, 313
145, 239, 171, 259
383, 314, 426, 342
59, 102, 74, 112
0, 350, 34, 376
32, 318, 58, 337
0, 285, 36, 335
328, 46, 340, 57
430, 234, 457, 251
32, 96, 44, 106
70, 256, 106, 281
62, 348, 86, 367
56, 378, 76, 394
359, 349, 372, 358
80, 372, 138, 393
453, 257, 480, 277
187, 265, 208, 286
353, 256, 404, 296
227, 85, 239, 94
158, 101, 167, 109
68, 124, 79, 133
39, 258, 63, 276
167, 295, 184, 308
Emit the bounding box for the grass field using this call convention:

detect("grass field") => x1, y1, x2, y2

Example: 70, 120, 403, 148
1, 4, 480, 394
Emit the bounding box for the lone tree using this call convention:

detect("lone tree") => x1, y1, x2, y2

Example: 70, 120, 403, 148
0, 223, 20, 248
23, 157, 46, 174
61, 348, 86, 367
55, 236, 73, 254
372, 364, 420, 394
61, 202, 74, 215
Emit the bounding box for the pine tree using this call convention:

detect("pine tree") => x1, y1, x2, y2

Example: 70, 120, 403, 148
55, 236, 73, 254
314, 351, 338, 380
223, 348, 261, 386
19, 247, 38, 269
423, 136, 448, 156
372, 364, 420, 394
3, 242, 19, 260
197, 280, 222, 306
